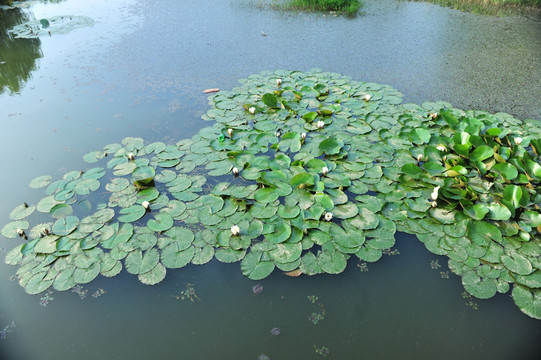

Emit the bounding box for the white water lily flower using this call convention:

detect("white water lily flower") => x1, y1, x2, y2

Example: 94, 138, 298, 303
127, 152, 135, 160
436, 144, 447, 152
417, 154, 423, 162
301, 132, 307, 140
231, 225, 240, 236
322, 166, 329, 176
275, 131, 281, 137
429, 112, 438, 119
142, 200, 150, 210
514, 137, 523, 145
276, 78, 282, 87
430, 201, 437, 208
232, 167, 239, 176
431, 186, 440, 201
316, 120, 325, 129
361, 94, 371, 101
249, 106, 256, 115
16, 228, 24, 236
324, 212, 333, 222
227, 128, 233, 137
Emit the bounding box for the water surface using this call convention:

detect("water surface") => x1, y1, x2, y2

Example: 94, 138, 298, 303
1, 1, 540, 359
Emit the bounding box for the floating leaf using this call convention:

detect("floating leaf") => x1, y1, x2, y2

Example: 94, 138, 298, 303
118, 205, 146, 223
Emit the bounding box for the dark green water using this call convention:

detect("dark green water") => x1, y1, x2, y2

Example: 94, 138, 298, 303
1, 0, 540, 359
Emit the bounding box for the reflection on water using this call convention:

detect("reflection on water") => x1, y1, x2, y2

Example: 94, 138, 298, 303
0, 0, 541, 359
0, 7, 42, 95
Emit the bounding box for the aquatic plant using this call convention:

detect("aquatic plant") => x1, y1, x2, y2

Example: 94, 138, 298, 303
2, 69, 541, 320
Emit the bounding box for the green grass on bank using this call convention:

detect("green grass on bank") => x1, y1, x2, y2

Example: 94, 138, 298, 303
415, 0, 540, 16
274, 0, 364, 16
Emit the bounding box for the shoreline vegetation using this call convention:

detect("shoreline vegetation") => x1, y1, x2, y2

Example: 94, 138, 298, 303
267, 0, 539, 17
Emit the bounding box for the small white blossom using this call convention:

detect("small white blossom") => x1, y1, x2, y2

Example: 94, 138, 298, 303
431, 186, 440, 201
316, 120, 325, 129
361, 94, 372, 101
514, 137, 523, 145
417, 154, 423, 162
227, 128, 233, 137
430, 201, 438, 208
249, 106, 256, 115
429, 112, 438, 119
231, 225, 240, 236
436, 144, 447, 152
127, 152, 135, 160
142, 200, 150, 210
301, 133, 307, 140
322, 166, 329, 176
16, 228, 25, 236
275, 131, 281, 137
232, 167, 239, 176
276, 78, 282, 87
324, 212, 333, 222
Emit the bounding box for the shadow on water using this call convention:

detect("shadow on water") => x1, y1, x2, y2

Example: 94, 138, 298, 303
0, 7, 43, 95
0, 0, 541, 359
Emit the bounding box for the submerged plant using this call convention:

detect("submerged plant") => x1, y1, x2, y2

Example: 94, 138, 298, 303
2, 69, 541, 320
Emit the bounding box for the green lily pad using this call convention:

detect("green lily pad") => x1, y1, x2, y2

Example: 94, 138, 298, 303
462, 270, 497, 299
241, 251, 275, 280
9, 203, 36, 220
147, 213, 174, 232
29, 175, 53, 189
512, 285, 541, 320
52, 216, 79, 236
118, 205, 146, 223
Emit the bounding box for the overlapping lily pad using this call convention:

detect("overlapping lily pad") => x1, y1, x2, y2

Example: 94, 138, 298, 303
3, 70, 541, 320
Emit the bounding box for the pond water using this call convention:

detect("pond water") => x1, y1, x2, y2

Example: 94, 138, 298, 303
1, 0, 541, 359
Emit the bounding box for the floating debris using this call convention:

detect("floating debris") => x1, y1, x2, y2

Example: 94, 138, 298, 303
92, 288, 106, 298
430, 260, 441, 270
39, 291, 54, 307
0, 322, 15, 340
72, 285, 88, 300
203, 88, 220, 94
307, 295, 326, 325
383, 248, 400, 256
174, 283, 201, 302
252, 284, 263, 294
270, 327, 280, 336
8, 15, 94, 39
314, 345, 330, 357
357, 261, 369, 272
462, 292, 479, 310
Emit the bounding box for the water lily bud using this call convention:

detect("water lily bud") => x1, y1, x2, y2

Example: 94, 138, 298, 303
128, 153, 135, 160
142, 200, 150, 210
276, 78, 282, 87
232, 167, 239, 176
324, 212, 333, 222
431, 186, 440, 201
514, 137, 523, 145
417, 154, 423, 162
249, 106, 256, 115
23, 202, 29, 208
275, 131, 281, 137
429, 112, 438, 119
436, 144, 447, 152
316, 120, 325, 129
361, 94, 371, 101
301, 132, 307, 140
322, 166, 329, 176
41, 228, 49, 236
16, 228, 25, 237
231, 225, 240, 236
430, 201, 437, 208
227, 128, 233, 137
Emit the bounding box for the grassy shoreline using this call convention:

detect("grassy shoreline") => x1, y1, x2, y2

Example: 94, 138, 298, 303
414, 0, 541, 16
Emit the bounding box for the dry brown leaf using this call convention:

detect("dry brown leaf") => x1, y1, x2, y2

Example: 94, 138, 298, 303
284, 269, 302, 277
